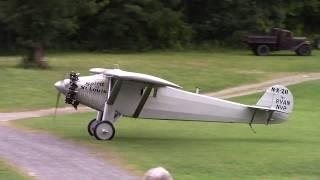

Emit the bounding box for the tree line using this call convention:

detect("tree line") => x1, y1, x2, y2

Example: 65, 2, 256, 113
0, 0, 319, 68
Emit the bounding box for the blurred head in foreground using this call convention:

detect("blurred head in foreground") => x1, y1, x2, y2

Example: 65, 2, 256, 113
143, 167, 173, 180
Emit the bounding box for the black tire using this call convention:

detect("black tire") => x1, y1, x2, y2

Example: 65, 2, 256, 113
93, 121, 115, 140
296, 44, 311, 56
87, 118, 98, 136
255, 45, 270, 56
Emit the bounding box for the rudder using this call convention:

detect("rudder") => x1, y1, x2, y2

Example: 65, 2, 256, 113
256, 85, 294, 114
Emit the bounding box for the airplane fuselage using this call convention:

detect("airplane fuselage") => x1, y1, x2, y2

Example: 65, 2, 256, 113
56, 74, 288, 125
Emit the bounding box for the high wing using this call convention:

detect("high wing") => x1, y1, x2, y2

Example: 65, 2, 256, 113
105, 69, 181, 88
89, 68, 111, 74
90, 68, 181, 88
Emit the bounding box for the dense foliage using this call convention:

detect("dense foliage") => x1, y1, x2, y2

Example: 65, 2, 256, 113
0, 0, 319, 66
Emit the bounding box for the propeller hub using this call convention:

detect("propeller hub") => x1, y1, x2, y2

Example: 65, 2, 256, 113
54, 80, 68, 94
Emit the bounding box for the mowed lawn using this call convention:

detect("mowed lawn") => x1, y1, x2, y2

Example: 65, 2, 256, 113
0, 50, 320, 112
0, 160, 30, 180
14, 81, 320, 179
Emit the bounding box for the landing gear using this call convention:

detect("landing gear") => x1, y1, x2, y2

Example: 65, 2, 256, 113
87, 77, 120, 141
93, 121, 115, 140
87, 118, 116, 140
87, 118, 98, 136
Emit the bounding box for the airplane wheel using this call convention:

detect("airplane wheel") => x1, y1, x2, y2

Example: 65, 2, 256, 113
255, 45, 270, 56
87, 118, 98, 136
94, 121, 115, 140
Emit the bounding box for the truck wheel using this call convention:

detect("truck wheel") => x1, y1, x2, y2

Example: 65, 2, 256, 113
255, 45, 270, 56
296, 44, 311, 56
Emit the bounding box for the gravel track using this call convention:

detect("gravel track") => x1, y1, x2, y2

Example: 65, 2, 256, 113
0, 72, 319, 180
0, 125, 139, 180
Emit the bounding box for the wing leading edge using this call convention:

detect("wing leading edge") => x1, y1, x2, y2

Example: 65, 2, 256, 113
89, 68, 181, 88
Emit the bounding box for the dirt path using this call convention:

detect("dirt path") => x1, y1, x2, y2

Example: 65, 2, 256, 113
0, 106, 92, 122
204, 73, 320, 99
0, 72, 319, 180
0, 125, 139, 180
0, 110, 139, 180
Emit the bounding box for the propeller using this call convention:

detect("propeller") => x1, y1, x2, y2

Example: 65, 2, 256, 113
53, 71, 80, 120
65, 71, 80, 110
53, 74, 66, 121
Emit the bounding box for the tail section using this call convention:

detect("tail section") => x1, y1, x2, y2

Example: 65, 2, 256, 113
256, 85, 294, 114
248, 85, 294, 125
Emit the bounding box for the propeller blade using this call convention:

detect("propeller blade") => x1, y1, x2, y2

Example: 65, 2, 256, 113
53, 92, 61, 121
53, 73, 65, 121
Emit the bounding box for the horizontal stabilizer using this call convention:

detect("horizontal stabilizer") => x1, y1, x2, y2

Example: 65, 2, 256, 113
248, 105, 278, 112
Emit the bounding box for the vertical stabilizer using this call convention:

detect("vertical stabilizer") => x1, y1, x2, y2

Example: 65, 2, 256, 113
256, 85, 294, 113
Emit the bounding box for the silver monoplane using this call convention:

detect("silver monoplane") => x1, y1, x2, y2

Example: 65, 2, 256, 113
54, 68, 294, 140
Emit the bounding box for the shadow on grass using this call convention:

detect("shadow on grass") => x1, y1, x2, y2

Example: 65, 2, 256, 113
115, 136, 306, 144
268, 53, 303, 57
239, 52, 299, 57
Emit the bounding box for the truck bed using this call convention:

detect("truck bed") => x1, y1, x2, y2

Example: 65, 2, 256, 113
246, 36, 277, 44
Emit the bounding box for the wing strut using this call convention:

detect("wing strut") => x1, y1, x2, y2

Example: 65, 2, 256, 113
107, 79, 123, 105
249, 109, 257, 134
101, 77, 112, 121
266, 111, 274, 125
133, 85, 153, 118
249, 107, 275, 133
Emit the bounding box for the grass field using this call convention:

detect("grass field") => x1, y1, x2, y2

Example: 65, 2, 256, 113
0, 160, 30, 180
0, 50, 320, 112
14, 80, 320, 180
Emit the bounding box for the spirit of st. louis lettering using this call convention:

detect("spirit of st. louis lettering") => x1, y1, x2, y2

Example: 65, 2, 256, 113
80, 82, 107, 94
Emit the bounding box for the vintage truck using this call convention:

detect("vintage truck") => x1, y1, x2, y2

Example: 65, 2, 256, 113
245, 28, 312, 56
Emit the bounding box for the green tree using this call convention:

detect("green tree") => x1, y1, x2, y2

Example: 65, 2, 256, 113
0, 0, 108, 68
0, 21, 15, 51
285, 0, 320, 35
78, 0, 191, 50
185, 0, 287, 45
